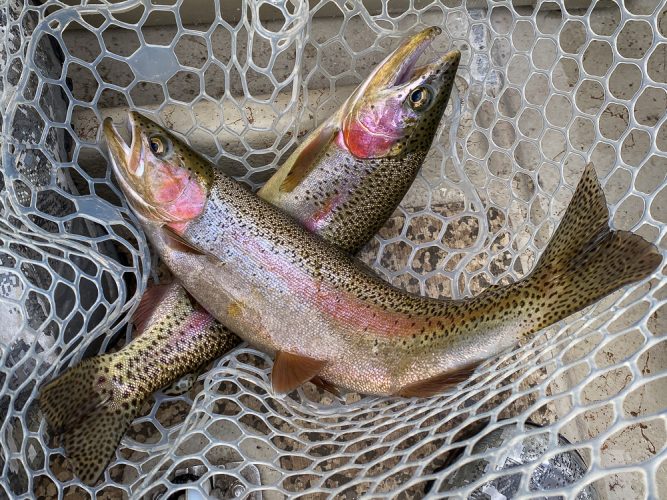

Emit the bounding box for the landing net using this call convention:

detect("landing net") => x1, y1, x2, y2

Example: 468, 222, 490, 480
0, 0, 665, 497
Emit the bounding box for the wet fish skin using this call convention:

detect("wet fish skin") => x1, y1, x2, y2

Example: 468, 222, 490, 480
115, 112, 660, 396
43, 28, 664, 482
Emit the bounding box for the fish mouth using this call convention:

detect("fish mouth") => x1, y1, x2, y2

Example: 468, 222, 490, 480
104, 112, 146, 184
103, 112, 150, 213
103, 112, 142, 178
409, 48, 461, 85
365, 26, 461, 91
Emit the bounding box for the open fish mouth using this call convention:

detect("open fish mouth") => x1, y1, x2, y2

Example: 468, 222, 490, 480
403, 46, 461, 84
368, 26, 461, 91
103, 113, 141, 180
103, 113, 152, 215
391, 27, 441, 86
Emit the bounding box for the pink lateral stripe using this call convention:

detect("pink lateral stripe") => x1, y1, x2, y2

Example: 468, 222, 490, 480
234, 229, 436, 338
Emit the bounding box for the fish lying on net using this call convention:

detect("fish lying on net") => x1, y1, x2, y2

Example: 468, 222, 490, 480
39, 27, 461, 485
110, 111, 661, 400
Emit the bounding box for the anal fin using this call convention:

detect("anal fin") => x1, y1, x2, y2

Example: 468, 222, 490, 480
272, 351, 327, 394
132, 284, 172, 333
396, 361, 481, 398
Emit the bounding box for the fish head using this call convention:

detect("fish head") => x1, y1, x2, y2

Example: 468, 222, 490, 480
104, 112, 214, 231
341, 26, 461, 159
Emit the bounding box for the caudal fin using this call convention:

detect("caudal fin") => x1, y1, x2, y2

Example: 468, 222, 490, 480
529, 163, 661, 329
39, 355, 141, 485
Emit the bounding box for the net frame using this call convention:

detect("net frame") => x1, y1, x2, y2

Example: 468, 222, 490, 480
0, 0, 665, 498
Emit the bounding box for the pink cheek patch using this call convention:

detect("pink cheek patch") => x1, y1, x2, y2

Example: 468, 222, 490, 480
343, 102, 406, 159
344, 119, 394, 158
165, 179, 207, 223
141, 155, 208, 231
150, 164, 189, 204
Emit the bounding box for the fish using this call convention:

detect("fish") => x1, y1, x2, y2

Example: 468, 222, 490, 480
107, 111, 661, 400
260, 26, 460, 253
39, 26, 461, 484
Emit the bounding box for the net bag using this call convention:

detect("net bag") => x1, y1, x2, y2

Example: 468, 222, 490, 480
1, 0, 666, 498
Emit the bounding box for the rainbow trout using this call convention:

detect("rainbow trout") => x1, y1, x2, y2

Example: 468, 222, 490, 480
109, 112, 660, 400
40, 27, 460, 484
260, 26, 460, 253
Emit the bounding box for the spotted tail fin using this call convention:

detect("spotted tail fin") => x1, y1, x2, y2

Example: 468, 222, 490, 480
39, 355, 141, 485
529, 163, 661, 328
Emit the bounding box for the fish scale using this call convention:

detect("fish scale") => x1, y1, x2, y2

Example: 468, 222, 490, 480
43, 26, 661, 483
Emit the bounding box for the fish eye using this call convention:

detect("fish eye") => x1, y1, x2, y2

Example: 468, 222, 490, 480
148, 135, 168, 157
408, 86, 432, 110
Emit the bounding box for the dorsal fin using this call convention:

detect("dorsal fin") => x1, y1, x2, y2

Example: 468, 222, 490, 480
396, 361, 481, 398
280, 125, 338, 193
132, 284, 172, 333
271, 351, 327, 394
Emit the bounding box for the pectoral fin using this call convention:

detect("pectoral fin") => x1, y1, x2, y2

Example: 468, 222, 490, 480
163, 226, 208, 256
271, 351, 327, 394
396, 361, 481, 398
279, 125, 338, 193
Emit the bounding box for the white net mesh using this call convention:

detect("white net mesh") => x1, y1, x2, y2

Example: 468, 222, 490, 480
1, 0, 666, 498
